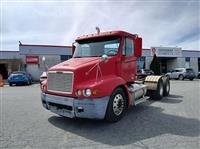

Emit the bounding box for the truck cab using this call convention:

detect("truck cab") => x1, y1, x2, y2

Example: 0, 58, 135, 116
41, 31, 170, 122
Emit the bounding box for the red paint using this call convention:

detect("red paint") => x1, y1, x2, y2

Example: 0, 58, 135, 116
26, 55, 39, 64
134, 37, 142, 57
41, 31, 142, 108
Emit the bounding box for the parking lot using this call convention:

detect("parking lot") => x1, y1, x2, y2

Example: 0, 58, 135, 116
0, 80, 200, 149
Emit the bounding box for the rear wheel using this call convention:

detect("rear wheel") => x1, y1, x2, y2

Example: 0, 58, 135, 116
163, 77, 170, 96
165, 75, 170, 80
150, 79, 164, 100
105, 88, 126, 122
189, 78, 194, 81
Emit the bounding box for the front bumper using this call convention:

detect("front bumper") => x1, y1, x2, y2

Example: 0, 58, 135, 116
41, 93, 109, 119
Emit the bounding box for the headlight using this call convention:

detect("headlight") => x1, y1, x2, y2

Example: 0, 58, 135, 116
83, 88, 92, 97
76, 89, 82, 96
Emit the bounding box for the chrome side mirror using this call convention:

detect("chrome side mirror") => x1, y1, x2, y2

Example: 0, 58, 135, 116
101, 54, 108, 63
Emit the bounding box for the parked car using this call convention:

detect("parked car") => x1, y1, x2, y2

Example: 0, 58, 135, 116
165, 68, 196, 80
8, 71, 32, 86
40, 72, 47, 84
137, 69, 154, 79
198, 72, 200, 79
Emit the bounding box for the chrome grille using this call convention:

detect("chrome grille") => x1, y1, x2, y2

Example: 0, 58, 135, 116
47, 71, 73, 94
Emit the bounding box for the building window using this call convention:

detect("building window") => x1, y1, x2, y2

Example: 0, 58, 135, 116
123, 38, 134, 56
185, 57, 190, 68
60, 55, 72, 62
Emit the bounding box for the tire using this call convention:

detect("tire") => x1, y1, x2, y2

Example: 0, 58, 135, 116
105, 88, 127, 122
166, 75, 170, 80
189, 78, 194, 81
179, 75, 184, 80
150, 78, 164, 100
163, 77, 170, 96
9, 83, 12, 86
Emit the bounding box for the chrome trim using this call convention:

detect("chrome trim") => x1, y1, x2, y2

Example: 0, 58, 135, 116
47, 71, 74, 94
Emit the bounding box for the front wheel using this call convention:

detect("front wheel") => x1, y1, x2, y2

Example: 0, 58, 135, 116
179, 75, 184, 80
105, 88, 126, 122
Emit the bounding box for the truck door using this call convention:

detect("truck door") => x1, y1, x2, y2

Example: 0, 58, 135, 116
120, 37, 137, 82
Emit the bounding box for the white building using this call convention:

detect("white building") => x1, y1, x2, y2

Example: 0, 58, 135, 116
19, 44, 72, 80
0, 45, 199, 80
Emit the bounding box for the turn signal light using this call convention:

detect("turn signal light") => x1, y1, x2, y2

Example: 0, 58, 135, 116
92, 89, 100, 95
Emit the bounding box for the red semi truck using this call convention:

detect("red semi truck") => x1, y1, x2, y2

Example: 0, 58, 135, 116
40, 30, 170, 122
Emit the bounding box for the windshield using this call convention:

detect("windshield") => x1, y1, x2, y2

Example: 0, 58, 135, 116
73, 37, 120, 58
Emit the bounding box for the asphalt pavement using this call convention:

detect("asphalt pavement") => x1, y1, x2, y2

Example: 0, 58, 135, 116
0, 80, 200, 149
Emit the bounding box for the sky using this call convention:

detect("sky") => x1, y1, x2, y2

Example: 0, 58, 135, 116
1, 0, 200, 51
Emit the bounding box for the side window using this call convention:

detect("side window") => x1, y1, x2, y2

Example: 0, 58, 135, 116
123, 38, 134, 56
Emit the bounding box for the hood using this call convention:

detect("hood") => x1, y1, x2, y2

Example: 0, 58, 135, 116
49, 57, 101, 71
48, 56, 117, 91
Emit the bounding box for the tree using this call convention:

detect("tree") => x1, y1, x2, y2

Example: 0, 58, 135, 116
150, 54, 161, 75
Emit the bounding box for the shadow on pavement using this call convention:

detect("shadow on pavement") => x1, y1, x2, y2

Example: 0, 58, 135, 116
48, 100, 200, 146
158, 94, 183, 104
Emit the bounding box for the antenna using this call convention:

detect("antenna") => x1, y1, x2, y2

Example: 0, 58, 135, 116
95, 26, 100, 34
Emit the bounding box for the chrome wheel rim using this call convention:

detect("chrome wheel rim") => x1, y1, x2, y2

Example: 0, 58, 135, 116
113, 94, 124, 116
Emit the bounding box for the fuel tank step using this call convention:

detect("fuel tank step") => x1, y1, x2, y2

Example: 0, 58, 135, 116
128, 83, 148, 105
135, 96, 149, 105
